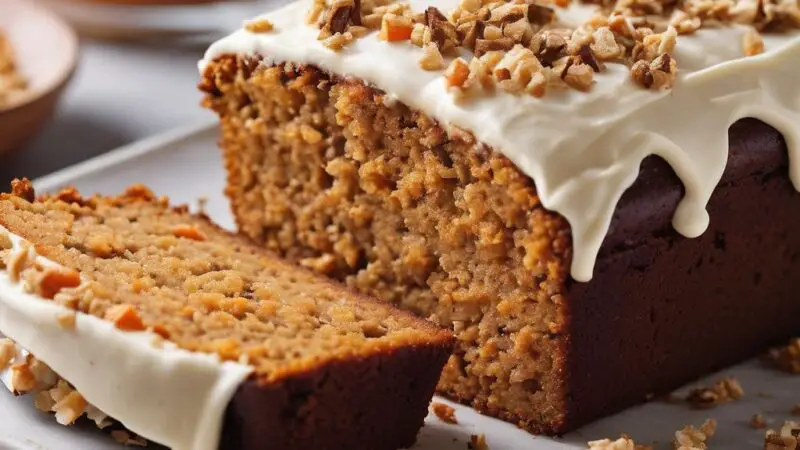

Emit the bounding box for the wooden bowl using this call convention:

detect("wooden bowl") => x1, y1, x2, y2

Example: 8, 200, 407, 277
0, 0, 78, 156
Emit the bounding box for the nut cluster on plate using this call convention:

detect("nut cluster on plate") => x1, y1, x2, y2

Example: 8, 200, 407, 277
267, 0, 800, 98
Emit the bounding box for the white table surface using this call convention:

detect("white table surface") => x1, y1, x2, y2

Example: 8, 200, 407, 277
0, 37, 215, 185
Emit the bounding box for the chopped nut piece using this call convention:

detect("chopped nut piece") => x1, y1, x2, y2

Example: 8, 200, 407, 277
673, 419, 716, 449
468, 434, 489, 450
752, 413, 768, 429
10, 178, 35, 203
765, 421, 800, 450
686, 376, 744, 408
588, 435, 653, 450
419, 43, 446, 70
528, 4, 555, 26
563, 62, 594, 91
323, 32, 355, 51
10, 361, 38, 394
57, 311, 77, 330
591, 27, 623, 60
766, 338, 800, 373
425, 6, 459, 52
105, 304, 146, 332
743, 28, 765, 56
34, 390, 56, 412
38, 267, 82, 300
431, 401, 458, 424
53, 391, 87, 425
8, 243, 31, 283
172, 224, 207, 242
244, 19, 274, 33
475, 37, 514, 57
324, 0, 359, 35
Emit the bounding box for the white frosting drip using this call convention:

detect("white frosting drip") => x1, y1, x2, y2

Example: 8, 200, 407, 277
200, 0, 800, 281
0, 226, 253, 450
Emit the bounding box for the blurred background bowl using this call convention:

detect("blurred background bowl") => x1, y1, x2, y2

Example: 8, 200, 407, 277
0, 0, 79, 156
36, 0, 283, 44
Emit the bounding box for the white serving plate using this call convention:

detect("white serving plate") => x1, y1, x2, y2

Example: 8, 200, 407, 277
1, 122, 796, 449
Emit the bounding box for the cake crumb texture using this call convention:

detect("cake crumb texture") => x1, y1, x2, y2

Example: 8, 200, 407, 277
202, 59, 571, 433
0, 180, 455, 450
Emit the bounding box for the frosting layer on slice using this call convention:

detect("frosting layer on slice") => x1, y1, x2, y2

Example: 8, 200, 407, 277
0, 225, 253, 450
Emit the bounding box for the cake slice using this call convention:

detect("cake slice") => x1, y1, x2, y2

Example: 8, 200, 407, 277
199, 0, 800, 435
0, 179, 454, 450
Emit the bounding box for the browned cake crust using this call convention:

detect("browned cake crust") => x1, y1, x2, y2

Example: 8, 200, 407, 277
0, 181, 454, 449
200, 57, 800, 434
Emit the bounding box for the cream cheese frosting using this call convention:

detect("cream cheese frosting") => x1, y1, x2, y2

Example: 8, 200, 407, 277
0, 225, 253, 450
200, 0, 800, 281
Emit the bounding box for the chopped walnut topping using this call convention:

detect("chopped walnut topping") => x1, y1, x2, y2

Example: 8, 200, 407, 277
468, 434, 489, 450
765, 421, 800, 450
244, 19, 274, 33
10, 178, 35, 203
7, 243, 32, 283
105, 304, 146, 332
431, 401, 458, 424
685, 377, 744, 408
766, 338, 800, 373
53, 391, 87, 425
588, 435, 653, 450
743, 28, 765, 55
563, 62, 595, 91
323, 31, 356, 50
752, 413, 768, 429
419, 43, 446, 70
673, 419, 716, 450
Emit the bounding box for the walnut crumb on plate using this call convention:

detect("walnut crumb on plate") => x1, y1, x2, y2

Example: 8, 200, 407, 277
587, 434, 652, 449
765, 338, 800, 374
685, 377, 744, 408
765, 421, 800, 450
468, 433, 488, 450
673, 419, 716, 450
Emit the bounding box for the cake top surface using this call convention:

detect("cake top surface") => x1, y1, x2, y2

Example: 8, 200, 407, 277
0, 180, 452, 448
201, 0, 800, 281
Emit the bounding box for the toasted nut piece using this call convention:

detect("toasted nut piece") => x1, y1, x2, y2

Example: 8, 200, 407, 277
743, 28, 764, 56
431, 402, 458, 424
244, 19, 274, 33
105, 304, 146, 331
419, 43, 446, 70
53, 391, 87, 425
57, 311, 77, 330
0, 339, 15, 371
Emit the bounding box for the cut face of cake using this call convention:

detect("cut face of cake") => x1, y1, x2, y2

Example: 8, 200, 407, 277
200, 0, 800, 434
0, 180, 454, 450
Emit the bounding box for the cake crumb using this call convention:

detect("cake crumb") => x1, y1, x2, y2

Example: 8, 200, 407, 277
244, 19, 274, 33
431, 402, 458, 424
673, 419, 716, 449
111, 430, 148, 447
685, 377, 744, 408
468, 434, 488, 450
765, 338, 800, 374
764, 421, 800, 449
105, 304, 146, 332
751, 413, 768, 429
0, 230, 11, 250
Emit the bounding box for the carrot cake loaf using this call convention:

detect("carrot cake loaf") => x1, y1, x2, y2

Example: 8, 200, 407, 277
0, 179, 454, 450
199, 0, 800, 435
